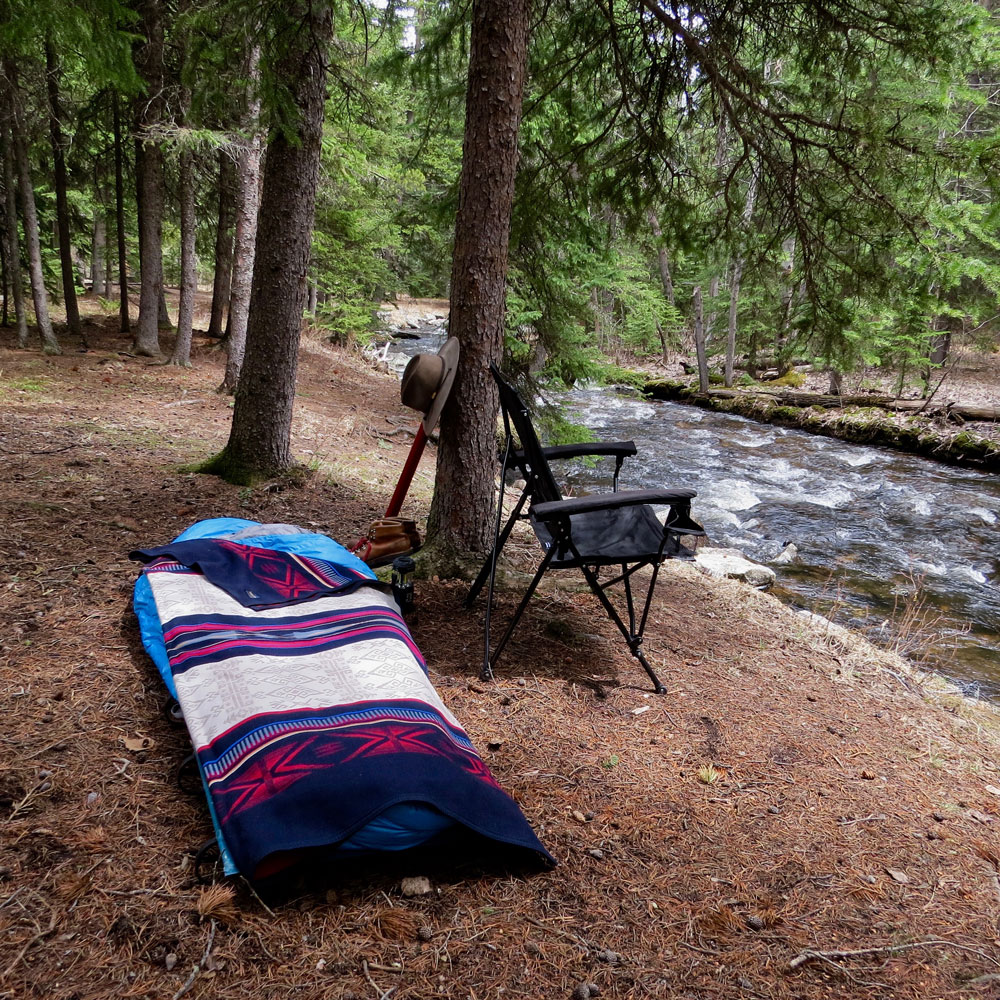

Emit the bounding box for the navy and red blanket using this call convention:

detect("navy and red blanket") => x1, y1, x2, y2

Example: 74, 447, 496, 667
131, 528, 553, 880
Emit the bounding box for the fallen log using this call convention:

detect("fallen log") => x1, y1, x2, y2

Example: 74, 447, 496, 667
646, 382, 999, 422
641, 379, 1000, 472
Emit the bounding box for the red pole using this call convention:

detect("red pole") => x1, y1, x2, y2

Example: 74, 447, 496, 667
385, 423, 427, 517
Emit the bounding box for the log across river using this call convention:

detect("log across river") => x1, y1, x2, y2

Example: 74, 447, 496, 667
384, 325, 999, 696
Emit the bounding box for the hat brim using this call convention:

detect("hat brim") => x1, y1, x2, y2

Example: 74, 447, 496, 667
421, 338, 460, 434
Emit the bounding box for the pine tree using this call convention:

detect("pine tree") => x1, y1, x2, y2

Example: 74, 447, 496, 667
207, 0, 334, 481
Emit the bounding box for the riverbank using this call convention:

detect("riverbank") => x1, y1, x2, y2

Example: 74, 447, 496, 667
4, 310, 1000, 998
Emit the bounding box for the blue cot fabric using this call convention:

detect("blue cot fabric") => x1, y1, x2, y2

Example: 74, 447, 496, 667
133, 574, 175, 695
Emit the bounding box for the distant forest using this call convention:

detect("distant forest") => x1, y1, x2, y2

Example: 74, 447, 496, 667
2, 0, 998, 394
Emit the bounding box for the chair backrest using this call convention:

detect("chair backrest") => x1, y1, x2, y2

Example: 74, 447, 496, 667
489, 363, 563, 505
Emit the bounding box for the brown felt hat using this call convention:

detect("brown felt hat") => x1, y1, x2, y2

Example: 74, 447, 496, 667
400, 337, 460, 434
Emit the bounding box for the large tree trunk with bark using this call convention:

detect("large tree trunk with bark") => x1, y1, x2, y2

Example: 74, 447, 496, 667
45, 41, 82, 344
2, 125, 28, 347
158, 285, 171, 327
207, 150, 236, 337
212, 3, 332, 480
220, 44, 262, 394
170, 150, 197, 366
426, 0, 531, 572
133, 0, 165, 356
4, 72, 60, 355
113, 96, 130, 333
134, 138, 164, 355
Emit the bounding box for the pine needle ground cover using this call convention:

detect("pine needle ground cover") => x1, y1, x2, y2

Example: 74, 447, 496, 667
3, 309, 1000, 999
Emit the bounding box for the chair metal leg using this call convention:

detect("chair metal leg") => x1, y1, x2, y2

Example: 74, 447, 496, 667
579, 561, 667, 694
465, 490, 528, 609
487, 546, 557, 672
621, 561, 636, 635
474, 441, 517, 681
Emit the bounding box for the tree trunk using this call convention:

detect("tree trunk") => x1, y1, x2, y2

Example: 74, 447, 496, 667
91, 213, 107, 296
0, 226, 6, 326
922, 320, 953, 397
693, 285, 709, 392
214, 3, 332, 479
170, 150, 197, 366
207, 149, 236, 337
220, 44, 262, 394
705, 272, 720, 345
158, 285, 171, 327
133, 0, 166, 356
4, 71, 60, 355
427, 0, 531, 570
776, 234, 796, 365
113, 95, 130, 333
929, 329, 951, 366
724, 164, 758, 387
45, 41, 82, 344
647, 208, 676, 307
655, 322, 670, 365
2, 124, 28, 347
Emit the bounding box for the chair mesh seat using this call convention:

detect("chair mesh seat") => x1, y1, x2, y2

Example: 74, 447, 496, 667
531, 506, 681, 567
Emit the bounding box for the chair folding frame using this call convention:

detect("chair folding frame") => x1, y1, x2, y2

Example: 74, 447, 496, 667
465, 363, 704, 694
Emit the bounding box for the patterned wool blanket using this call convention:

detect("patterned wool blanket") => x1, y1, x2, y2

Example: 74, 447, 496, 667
132, 537, 553, 880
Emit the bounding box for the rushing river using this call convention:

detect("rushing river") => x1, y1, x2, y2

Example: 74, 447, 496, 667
384, 326, 999, 695
563, 387, 999, 695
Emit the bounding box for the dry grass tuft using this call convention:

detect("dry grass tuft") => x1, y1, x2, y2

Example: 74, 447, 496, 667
371, 906, 422, 940
196, 884, 238, 923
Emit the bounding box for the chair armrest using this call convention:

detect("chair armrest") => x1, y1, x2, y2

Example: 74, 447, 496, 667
532, 488, 696, 519
534, 441, 637, 461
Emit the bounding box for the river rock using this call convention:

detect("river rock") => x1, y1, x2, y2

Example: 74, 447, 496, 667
694, 547, 776, 587
771, 542, 798, 565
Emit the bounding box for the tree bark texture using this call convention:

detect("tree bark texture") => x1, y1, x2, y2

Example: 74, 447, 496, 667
221, 3, 332, 477
91, 213, 107, 296
208, 149, 236, 337
4, 71, 59, 354
158, 284, 171, 327
692, 285, 709, 392
221, 44, 263, 394
45, 41, 82, 343
0, 233, 6, 326
113, 95, 130, 333
427, 0, 531, 564
725, 164, 758, 387
170, 150, 197, 366
647, 209, 676, 308
134, 0, 166, 356
776, 234, 796, 361
2, 124, 28, 346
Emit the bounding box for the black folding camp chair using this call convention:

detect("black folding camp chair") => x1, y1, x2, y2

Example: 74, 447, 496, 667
465, 363, 705, 694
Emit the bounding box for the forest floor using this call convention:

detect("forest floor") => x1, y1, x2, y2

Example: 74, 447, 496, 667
4, 299, 1000, 1000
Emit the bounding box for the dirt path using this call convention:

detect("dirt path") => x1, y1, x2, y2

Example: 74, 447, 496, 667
3, 314, 1000, 999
